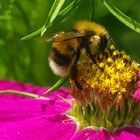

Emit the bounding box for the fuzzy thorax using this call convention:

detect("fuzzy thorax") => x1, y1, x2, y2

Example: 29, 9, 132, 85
70, 45, 140, 132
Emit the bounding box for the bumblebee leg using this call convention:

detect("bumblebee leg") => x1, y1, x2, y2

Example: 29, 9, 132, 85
71, 48, 83, 90
71, 66, 83, 90
97, 35, 108, 58
85, 44, 97, 64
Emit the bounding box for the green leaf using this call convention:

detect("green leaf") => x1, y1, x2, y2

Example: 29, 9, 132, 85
102, 0, 140, 34
22, 0, 65, 39
43, 0, 81, 36
41, 0, 65, 36
22, 0, 82, 39
21, 27, 42, 40
44, 76, 68, 94
41, 25, 47, 37
57, 0, 81, 19
47, 0, 65, 24
45, 0, 81, 30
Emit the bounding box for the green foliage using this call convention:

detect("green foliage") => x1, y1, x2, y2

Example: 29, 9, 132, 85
22, 0, 81, 39
0, 0, 140, 86
102, 0, 140, 34
44, 76, 69, 94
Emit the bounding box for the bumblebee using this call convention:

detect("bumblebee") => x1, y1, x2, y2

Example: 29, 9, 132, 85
47, 20, 110, 89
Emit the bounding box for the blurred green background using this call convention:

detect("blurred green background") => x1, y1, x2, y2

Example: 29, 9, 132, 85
0, 0, 140, 86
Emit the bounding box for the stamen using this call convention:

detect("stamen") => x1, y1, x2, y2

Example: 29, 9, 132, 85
69, 44, 140, 132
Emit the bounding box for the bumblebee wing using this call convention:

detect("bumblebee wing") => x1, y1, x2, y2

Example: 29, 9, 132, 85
46, 31, 92, 42
59, 32, 86, 40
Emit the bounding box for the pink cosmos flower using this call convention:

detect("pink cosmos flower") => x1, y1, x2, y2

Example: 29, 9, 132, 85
0, 80, 140, 140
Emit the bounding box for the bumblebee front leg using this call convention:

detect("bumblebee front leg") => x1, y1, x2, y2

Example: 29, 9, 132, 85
84, 44, 97, 65
96, 35, 108, 59
71, 48, 83, 90
71, 66, 83, 90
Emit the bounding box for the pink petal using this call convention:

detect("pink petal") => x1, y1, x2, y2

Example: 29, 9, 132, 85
0, 80, 72, 128
137, 81, 140, 88
0, 114, 77, 140
73, 127, 140, 140
0, 98, 71, 126
0, 80, 41, 100
72, 127, 95, 140
133, 89, 140, 101
37, 87, 72, 100
138, 71, 140, 77
72, 128, 112, 140
0, 80, 72, 101
114, 126, 140, 140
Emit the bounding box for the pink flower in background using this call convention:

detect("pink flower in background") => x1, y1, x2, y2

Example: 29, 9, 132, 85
0, 80, 140, 140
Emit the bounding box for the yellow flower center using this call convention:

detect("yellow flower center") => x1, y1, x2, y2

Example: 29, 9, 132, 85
70, 45, 140, 132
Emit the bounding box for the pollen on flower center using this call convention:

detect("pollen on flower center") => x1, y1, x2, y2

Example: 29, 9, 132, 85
70, 45, 140, 132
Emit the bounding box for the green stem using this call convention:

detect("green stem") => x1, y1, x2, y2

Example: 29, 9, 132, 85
0, 90, 48, 100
